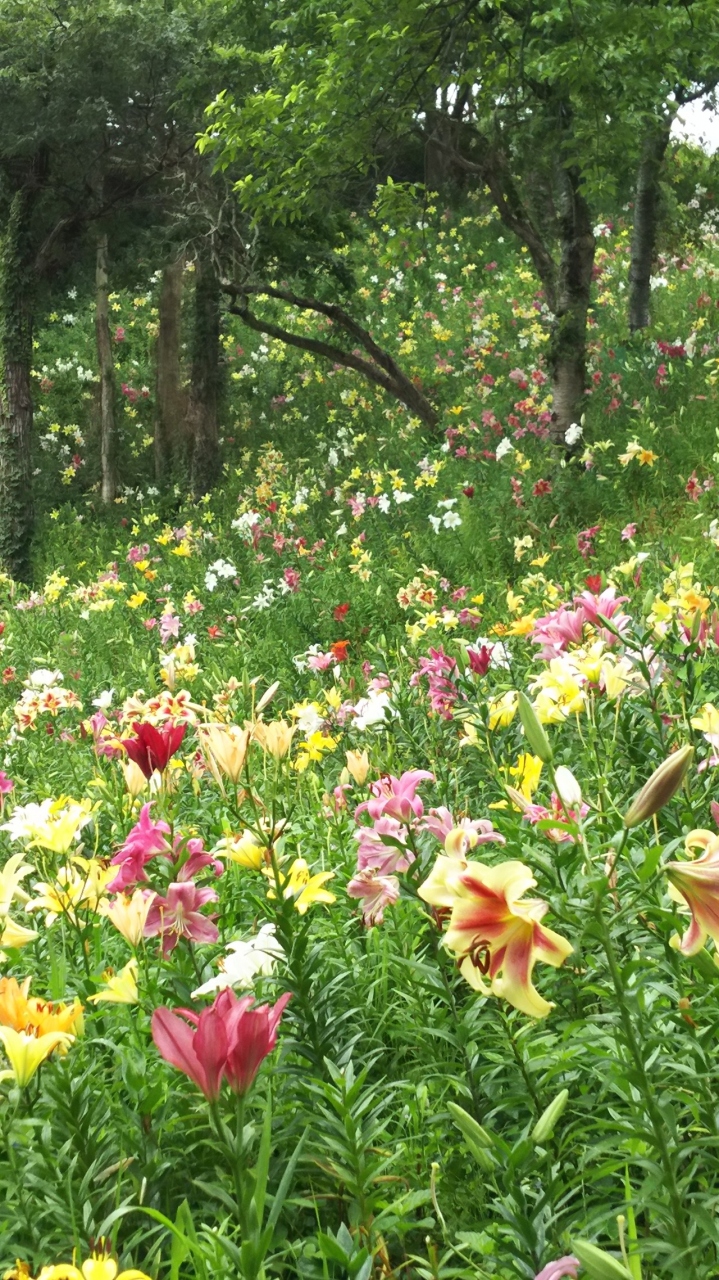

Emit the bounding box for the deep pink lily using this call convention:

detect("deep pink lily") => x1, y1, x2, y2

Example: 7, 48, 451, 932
151, 988, 292, 1099
108, 802, 170, 892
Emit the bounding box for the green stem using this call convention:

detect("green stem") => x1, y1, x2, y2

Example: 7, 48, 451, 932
595, 893, 690, 1258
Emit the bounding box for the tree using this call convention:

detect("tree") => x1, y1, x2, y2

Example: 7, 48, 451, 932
154, 257, 187, 483
95, 233, 118, 503
203, 0, 719, 443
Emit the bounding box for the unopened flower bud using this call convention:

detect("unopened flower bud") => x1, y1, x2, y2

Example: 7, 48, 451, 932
506, 785, 529, 813
570, 1240, 632, 1279
623, 744, 693, 828
531, 1088, 569, 1143
447, 1101, 495, 1171
554, 767, 582, 807
517, 691, 553, 763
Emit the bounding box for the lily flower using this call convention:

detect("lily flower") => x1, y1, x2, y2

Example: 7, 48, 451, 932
0, 918, 38, 949
2, 797, 93, 853
252, 719, 295, 760
534, 1259, 580, 1280
265, 857, 336, 914
355, 815, 414, 875
198, 722, 250, 784
357, 769, 433, 823
108, 803, 170, 892
0, 977, 83, 1037
144, 881, 219, 954
121, 721, 186, 779
26, 858, 115, 925
151, 987, 292, 1099
30, 1247, 151, 1279
0, 851, 33, 915
419, 859, 572, 1017
192, 923, 284, 998
423, 807, 506, 849
102, 888, 156, 947
88, 959, 139, 1005
665, 828, 719, 954
347, 869, 400, 925
0, 1027, 74, 1086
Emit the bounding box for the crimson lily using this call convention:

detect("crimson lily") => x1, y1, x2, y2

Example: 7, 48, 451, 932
121, 721, 186, 779
151, 988, 292, 1099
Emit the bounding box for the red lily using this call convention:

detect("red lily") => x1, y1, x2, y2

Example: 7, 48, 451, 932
121, 721, 186, 779
151, 988, 292, 1099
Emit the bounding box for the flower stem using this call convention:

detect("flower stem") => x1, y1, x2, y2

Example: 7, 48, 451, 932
594, 893, 690, 1259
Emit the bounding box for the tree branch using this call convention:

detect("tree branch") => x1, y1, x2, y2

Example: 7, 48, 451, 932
224, 291, 438, 428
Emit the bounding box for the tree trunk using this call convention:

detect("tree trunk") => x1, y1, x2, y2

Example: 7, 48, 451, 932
154, 257, 186, 483
95, 234, 118, 503
548, 169, 595, 446
188, 258, 222, 498
628, 123, 671, 332
0, 191, 35, 583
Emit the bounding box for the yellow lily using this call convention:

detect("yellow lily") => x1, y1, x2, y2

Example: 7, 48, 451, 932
0, 1027, 74, 1086
0, 852, 33, 916
214, 830, 266, 870
36, 1256, 151, 1280
88, 959, 139, 1005
3, 798, 93, 854
345, 749, 370, 786
0, 918, 38, 949
27, 858, 115, 925
508, 753, 543, 801
266, 857, 336, 914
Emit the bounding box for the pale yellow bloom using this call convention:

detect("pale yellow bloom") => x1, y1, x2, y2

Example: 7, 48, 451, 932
0, 852, 33, 916
0, 918, 38, 949
103, 889, 155, 947
27, 858, 115, 925
2, 798, 93, 854
199, 723, 251, 785
0, 1027, 74, 1086
253, 719, 295, 759
214, 830, 265, 870
345, 749, 370, 786
88, 959, 139, 1005
487, 690, 518, 730
121, 759, 148, 798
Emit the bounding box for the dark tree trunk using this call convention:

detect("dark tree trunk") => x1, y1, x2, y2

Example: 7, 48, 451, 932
0, 191, 35, 582
188, 257, 222, 498
547, 168, 595, 446
95, 234, 118, 503
628, 124, 671, 332
154, 257, 186, 483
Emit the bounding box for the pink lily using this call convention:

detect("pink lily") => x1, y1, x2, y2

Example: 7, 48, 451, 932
534, 1259, 580, 1280
108, 802, 170, 892
355, 816, 414, 875
356, 769, 433, 823
144, 881, 219, 954
347, 869, 400, 925
424, 806, 505, 848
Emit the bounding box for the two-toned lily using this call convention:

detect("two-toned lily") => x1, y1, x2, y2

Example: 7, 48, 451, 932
419, 859, 572, 1018
665, 828, 719, 954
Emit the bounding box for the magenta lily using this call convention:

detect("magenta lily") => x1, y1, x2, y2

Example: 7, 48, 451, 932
108, 802, 170, 892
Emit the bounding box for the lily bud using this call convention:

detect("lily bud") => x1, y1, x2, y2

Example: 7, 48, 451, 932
554, 767, 582, 808
623, 744, 693, 828
345, 749, 370, 786
517, 691, 553, 763
506, 785, 530, 813
447, 1101, 495, 1171
570, 1240, 632, 1279
531, 1088, 569, 1143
